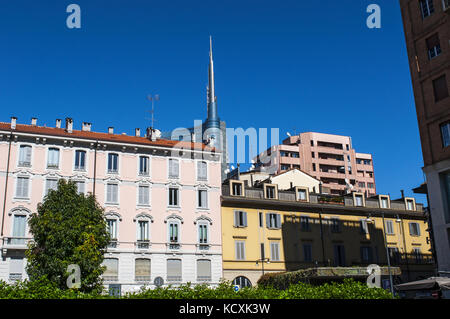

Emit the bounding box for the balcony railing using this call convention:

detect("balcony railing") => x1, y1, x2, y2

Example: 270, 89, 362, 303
136, 240, 150, 249
2, 237, 31, 247
107, 240, 118, 249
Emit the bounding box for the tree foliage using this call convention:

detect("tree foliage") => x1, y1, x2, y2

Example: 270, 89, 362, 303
25, 180, 110, 293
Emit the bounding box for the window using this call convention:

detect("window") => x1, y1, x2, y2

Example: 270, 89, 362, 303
311, 152, 315, 158
138, 185, 150, 206
355, 194, 364, 207
168, 187, 179, 206
197, 259, 211, 282
420, 0, 435, 18
291, 152, 299, 158
270, 242, 280, 261
310, 140, 314, 146
333, 245, 346, 266
297, 188, 307, 201
198, 223, 208, 244
169, 222, 179, 243
233, 276, 252, 288
259, 212, 263, 227
139, 156, 149, 176
16, 177, 29, 198
135, 259, 151, 282
330, 218, 340, 233
266, 213, 281, 229
12, 214, 27, 245
360, 219, 369, 234
198, 189, 208, 208
406, 199, 415, 211
18, 145, 32, 167
167, 259, 182, 282
74, 150, 86, 170
433, 75, 449, 102
303, 244, 312, 262
426, 34, 441, 60
409, 222, 421, 236
108, 153, 118, 173
197, 161, 207, 180
441, 122, 450, 148
44, 178, 58, 196
168, 159, 179, 179
413, 248, 422, 263
9, 257, 23, 281
441, 171, 450, 224
300, 216, 310, 231
234, 211, 247, 227
235, 241, 246, 260
312, 163, 316, 171
281, 164, 290, 171
358, 182, 366, 188
106, 219, 118, 241
102, 258, 118, 282
385, 220, 395, 235
231, 181, 243, 196
265, 185, 276, 199
380, 197, 389, 208
47, 148, 60, 169
106, 183, 119, 204
137, 220, 149, 241
75, 181, 85, 195
360, 246, 373, 263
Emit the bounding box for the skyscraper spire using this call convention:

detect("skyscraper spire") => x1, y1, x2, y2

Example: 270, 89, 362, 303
205, 36, 220, 129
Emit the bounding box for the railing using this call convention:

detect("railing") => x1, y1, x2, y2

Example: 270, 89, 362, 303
2, 237, 32, 247
18, 161, 31, 167
107, 240, 118, 248
198, 244, 210, 251
136, 240, 150, 249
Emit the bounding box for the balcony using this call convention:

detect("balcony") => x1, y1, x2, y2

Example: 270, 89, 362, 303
167, 243, 181, 250
18, 161, 31, 168
107, 240, 118, 249
2, 237, 31, 251
136, 240, 150, 250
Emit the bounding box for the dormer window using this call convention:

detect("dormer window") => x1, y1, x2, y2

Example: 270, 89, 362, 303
405, 198, 416, 211
353, 192, 365, 207
379, 195, 390, 209
230, 181, 244, 197
295, 187, 309, 202
264, 184, 278, 199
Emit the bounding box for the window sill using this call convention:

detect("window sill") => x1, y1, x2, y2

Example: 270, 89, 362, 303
18, 163, 32, 168
74, 168, 86, 172
105, 202, 120, 206
137, 204, 151, 208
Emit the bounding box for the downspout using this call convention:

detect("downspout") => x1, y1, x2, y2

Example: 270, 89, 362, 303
1, 132, 13, 236
400, 217, 411, 281
319, 208, 326, 266
93, 141, 98, 196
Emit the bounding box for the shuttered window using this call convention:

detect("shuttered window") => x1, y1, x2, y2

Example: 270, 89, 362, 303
235, 241, 246, 260
135, 259, 151, 281
234, 211, 247, 227
197, 161, 207, 180
106, 183, 119, 203
385, 220, 394, 235
270, 242, 280, 261
47, 148, 60, 168
167, 259, 182, 282
102, 258, 118, 281
266, 213, 281, 229
138, 185, 150, 205
12, 214, 26, 245
75, 181, 85, 195
18, 145, 32, 167
44, 178, 58, 196
169, 159, 179, 179
16, 177, 29, 198
197, 259, 211, 282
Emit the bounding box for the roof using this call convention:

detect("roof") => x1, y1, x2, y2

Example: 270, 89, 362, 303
0, 122, 216, 152
272, 167, 321, 182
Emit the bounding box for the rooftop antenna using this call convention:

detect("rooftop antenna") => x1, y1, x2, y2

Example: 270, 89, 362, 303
146, 94, 160, 129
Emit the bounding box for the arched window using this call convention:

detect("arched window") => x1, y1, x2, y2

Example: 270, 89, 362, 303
232, 276, 252, 288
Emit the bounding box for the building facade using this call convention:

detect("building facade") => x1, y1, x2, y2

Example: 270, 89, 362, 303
221, 179, 434, 287
399, 0, 450, 274
0, 117, 223, 292
255, 132, 376, 196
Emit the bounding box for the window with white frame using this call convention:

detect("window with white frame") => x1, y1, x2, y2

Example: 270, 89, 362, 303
107, 153, 118, 174
168, 158, 179, 179
198, 223, 208, 244
426, 33, 441, 60
385, 220, 395, 235
139, 156, 150, 176
168, 187, 179, 206
44, 178, 58, 196
138, 184, 150, 206
231, 181, 243, 196
18, 145, 32, 167
197, 161, 207, 181
266, 213, 281, 229
47, 148, 60, 169
270, 242, 280, 261
234, 211, 247, 227
102, 258, 118, 282
16, 176, 30, 199
354, 194, 364, 206
135, 258, 151, 282
235, 241, 246, 260
409, 222, 421, 236
265, 185, 277, 199
167, 259, 182, 282
11, 213, 27, 245
297, 188, 307, 201
406, 199, 415, 211
137, 220, 149, 241
106, 218, 118, 241
168, 221, 179, 243
420, 0, 434, 18
380, 196, 389, 208
197, 189, 208, 208
75, 181, 85, 195
74, 150, 86, 170
106, 183, 119, 204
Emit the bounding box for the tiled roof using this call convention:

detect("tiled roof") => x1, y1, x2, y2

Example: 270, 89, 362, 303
0, 122, 216, 152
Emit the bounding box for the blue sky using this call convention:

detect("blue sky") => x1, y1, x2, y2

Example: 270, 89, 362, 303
0, 0, 427, 202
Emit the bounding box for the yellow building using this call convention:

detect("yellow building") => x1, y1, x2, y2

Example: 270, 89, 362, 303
221, 179, 435, 288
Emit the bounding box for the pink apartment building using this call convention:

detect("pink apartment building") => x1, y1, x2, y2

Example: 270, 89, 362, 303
0, 117, 223, 292
256, 132, 376, 196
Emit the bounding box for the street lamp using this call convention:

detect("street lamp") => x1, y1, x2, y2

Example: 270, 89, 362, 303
256, 258, 270, 276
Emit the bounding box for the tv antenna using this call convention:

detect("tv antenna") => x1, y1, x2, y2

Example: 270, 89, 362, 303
146, 94, 160, 129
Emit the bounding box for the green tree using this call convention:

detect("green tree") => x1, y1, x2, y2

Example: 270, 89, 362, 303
25, 179, 110, 293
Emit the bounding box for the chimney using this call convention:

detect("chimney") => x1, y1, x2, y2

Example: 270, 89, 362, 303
108, 127, 114, 134
401, 189, 405, 199
31, 117, 37, 126
135, 128, 141, 137
65, 118, 73, 133
56, 119, 62, 128
82, 122, 92, 132
11, 117, 17, 130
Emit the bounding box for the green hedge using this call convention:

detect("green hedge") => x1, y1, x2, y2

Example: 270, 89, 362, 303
0, 277, 394, 299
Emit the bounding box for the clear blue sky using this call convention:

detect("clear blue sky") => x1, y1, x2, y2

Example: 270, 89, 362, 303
0, 0, 427, 202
